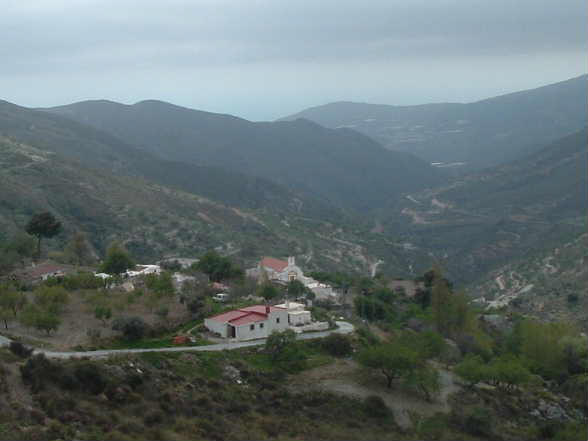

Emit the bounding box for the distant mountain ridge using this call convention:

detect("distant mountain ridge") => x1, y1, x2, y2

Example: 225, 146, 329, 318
44, 99, 445, 212
0, 99, 335, 220
281, 75, 588, 169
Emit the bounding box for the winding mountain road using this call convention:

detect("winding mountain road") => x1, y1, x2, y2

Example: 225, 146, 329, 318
0, 321, 354, 359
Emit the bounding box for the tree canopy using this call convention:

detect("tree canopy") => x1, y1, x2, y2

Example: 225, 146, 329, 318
100, 242, 135, 275
193, 250, 243, 282
25, 212, 62, 259
64, 231, 95, 266
258, 282, 280, 301
357, 341, 420, 388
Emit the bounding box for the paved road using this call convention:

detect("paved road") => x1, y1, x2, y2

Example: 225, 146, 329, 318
0, 321, 354, 359
0, 334, 10, 347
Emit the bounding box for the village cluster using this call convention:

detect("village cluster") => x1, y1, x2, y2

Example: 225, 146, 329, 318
17, 256, 339, 342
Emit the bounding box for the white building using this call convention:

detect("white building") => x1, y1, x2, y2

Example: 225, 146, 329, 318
247, 256, 338, 302
125, 264, 161, 278
255, 256, 310, 284
275, 301, 312, 326
306, 281, 337, 302
204, 305, 289, 341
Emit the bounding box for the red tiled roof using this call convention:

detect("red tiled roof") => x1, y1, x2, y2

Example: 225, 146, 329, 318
230, 314, 267, 326
26, 263, 67, 279
208, 305, 285, 326
240, 305, 285, 314
260, 257, 288, 272
209, 310, 249, 323
212, 282, 229, 291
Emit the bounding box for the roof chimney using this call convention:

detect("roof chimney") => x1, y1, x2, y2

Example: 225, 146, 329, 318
265, 305, 270, 314
288, 256, 295, 266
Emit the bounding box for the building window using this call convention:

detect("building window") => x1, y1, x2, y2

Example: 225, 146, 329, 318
260, 323, 264, 329
276, 317, 280, 323
250, 324, 254, 331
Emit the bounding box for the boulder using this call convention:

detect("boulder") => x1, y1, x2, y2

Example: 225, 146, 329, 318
537, 399, 570, 421
223, 365, 242, 383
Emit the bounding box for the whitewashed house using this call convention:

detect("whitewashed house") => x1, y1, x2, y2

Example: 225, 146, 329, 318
275, 301, 312, 326
204, 305, 289, 341
257, 256, 310, 283
306, 281, 337, 301
125, 264, 161, 278
246, 256, 338, 302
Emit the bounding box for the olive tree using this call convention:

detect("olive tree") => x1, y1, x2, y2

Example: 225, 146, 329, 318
25, 212, 62, 259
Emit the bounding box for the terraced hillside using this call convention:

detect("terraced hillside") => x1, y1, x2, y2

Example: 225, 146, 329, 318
0, 136, 385, 273
471, 233, 588, 329
379, 129, 587, 284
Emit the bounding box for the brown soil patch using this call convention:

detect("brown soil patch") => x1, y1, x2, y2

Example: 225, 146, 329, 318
289, 359, 462, 429
4, 289, 189, 350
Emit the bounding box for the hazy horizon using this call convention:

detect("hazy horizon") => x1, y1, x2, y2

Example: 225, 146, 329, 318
2, 0, 586, 121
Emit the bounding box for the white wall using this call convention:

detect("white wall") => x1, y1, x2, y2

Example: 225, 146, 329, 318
204, 318, 228, 338
235, 308, 290, 340
268, 308, 289, 332
235, 320, 270, 340
205, 308, 290, 341
289, 311, 311, 326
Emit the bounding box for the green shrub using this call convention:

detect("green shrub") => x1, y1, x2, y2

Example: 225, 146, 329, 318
355, 326, 379, 346
112, 316, 148, 341
554, 422, 588, 441
73, 361, 108, 395
143, 410, 164, 426
363, 395, 390, 418
418, 413, 449, 440
9, 341, 33, 359
20, 354, 64, 392
566, 293, 579, 304
464, 407, 493, 437
455, 355, 487, 387
62, 273, 104, 290
264, 330, 307, 373
321, 333, 353, 357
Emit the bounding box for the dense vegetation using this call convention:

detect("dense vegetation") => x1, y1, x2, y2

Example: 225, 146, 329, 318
1, 223, 587, 441
0, 266, 586, 440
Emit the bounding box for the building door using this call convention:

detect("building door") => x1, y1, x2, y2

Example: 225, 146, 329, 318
228, 325, 236, 338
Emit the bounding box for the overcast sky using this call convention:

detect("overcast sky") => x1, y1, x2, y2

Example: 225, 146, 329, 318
2, 0, 586, 120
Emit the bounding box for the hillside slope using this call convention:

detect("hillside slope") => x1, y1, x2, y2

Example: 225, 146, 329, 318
0, 135, 382, 272
44, 100, 445, 212
384, 129, 587, 284
281, 75, 587, 169
0, 100, 334, 220
471, 233, 588, 329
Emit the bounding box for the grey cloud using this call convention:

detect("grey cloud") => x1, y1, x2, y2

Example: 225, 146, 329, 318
0, 0, 585, 119
2, 0, 585, 69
